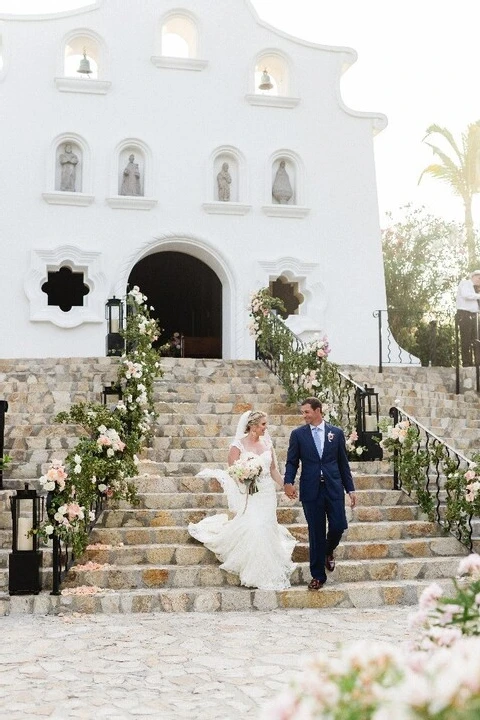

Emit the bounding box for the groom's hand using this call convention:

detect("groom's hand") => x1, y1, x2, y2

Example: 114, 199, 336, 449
284, 483, 297, 500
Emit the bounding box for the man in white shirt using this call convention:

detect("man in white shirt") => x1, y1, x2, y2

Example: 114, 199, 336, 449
456, 270, 480, 367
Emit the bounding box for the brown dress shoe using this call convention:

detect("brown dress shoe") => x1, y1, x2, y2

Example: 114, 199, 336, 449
325, 555, 335, 572
307, 578, 325, 590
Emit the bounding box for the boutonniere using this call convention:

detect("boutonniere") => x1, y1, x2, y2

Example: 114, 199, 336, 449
327, 432, 335, 442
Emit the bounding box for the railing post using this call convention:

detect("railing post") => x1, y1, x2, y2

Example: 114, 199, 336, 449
374, 310, 383, 373
389, 406, 400, 490
454, 314, 460, 394
50, 532, 61, 596
0, 400, 8, 490
429, 320, 437, 366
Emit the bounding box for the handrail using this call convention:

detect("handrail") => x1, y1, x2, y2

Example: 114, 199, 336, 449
255, 312, 382, 459
389, 405, 475, 551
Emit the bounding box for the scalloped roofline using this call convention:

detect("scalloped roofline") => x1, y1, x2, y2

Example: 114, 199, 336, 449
245, 0, 387, 133
0, 1, 101, 22
245, 0, 357, 67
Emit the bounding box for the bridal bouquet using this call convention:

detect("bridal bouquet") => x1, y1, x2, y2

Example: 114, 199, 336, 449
228, 454, 262, 495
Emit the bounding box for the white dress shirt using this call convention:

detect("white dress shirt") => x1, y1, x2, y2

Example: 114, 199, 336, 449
456, 279, 480, 312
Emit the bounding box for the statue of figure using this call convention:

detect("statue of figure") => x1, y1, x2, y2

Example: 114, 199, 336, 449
120, 154, 142, 196
217, 162, 232, 201
59, 143, 79, 192
272, 160, 293, 204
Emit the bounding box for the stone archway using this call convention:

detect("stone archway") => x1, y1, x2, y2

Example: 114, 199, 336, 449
128, 250, 222, 358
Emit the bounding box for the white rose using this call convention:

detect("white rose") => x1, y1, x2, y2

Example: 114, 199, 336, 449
98, 483, 107, 492
44, 481, 55, 492
44, 524, 54, 536
107, 448, 114, 457
74, 454, 82, 464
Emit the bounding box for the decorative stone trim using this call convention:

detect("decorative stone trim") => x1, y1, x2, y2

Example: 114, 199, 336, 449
150, 56, 208, 71
203, 202, 251, 216
261, 205, 310, 218
106, 196, 157, 210
245, 94, 300, 109
54, 77, 111, 94
24, 244, 107, 328
42, 191, 95, 206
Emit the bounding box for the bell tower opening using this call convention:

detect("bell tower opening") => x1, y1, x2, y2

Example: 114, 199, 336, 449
128, 251, 222, 358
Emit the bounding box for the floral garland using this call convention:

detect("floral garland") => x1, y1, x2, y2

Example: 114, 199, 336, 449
36, 286, 162, 556
249, 287, 342, 408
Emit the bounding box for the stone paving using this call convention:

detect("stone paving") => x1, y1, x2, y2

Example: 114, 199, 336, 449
0, 607, 412, 720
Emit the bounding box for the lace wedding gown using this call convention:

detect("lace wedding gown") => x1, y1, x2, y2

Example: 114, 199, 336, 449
188, 440, 296, 590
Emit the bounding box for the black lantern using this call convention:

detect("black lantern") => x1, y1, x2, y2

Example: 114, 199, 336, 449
106, 296, 124, 357
9, 484, 43, 595
355, 385, 383, 461
102, 381, 123, 409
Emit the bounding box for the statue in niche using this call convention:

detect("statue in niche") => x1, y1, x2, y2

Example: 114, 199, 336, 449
272, 160, 293, 204
216, 162, 232, 201
59, 143, 79, 192
120, 154, 142, 196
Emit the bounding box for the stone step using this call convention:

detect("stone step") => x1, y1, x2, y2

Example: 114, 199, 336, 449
128, 473, 395, 494
60, 552, 463, 591
0, 576, 457, 615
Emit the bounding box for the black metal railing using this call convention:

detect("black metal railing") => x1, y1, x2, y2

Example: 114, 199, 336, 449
376, 309, 480, 395
389, 406, 475, 551
255, 313, 382, 459
0, 400, 8, 490
50, 493, 106, 595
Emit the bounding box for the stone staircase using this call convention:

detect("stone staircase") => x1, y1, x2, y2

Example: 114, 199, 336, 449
0, 357, 476, 614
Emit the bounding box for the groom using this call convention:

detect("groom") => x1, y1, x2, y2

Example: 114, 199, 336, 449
284, 397, 356, 590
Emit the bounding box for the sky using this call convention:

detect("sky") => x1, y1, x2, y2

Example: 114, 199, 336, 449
1, 0, 479, 227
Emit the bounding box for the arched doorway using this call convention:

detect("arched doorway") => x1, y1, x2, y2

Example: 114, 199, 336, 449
128, 251, 222, 358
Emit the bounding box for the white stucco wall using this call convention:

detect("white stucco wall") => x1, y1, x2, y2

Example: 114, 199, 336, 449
0, 0, 388, 364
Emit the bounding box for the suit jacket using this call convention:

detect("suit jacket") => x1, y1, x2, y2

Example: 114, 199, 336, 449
284, 422, 355, 503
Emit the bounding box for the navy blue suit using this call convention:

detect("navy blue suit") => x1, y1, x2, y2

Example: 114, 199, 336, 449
284, 422, 354, 583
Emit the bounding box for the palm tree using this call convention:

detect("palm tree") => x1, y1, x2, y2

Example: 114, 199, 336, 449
419, 121, 480, 267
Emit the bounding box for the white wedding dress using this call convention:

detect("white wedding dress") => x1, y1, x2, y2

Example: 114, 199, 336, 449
188, 439, 296, 590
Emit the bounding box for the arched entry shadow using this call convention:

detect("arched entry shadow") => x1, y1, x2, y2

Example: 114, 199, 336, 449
128, 251, 222, 358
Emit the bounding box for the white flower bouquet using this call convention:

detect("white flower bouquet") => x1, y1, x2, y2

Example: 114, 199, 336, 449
227, 454, 262, 495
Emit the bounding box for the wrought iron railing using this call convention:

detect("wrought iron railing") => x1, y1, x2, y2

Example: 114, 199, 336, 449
0, 400, 8, 490
50, 493, 106, 595
255, 313, 382, 460
389, 406, 475, 551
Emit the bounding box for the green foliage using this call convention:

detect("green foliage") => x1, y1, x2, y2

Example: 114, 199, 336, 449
249, 288, 354, 432
36, 285, 163, 556
382, 205, 467, 363
419, 120, 480, 266
381, 416, 479, 546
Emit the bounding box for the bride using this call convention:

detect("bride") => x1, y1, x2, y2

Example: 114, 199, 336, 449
188, 410, 296, 590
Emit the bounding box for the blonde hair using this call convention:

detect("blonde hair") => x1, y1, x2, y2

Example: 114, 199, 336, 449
245, 410, 267, 433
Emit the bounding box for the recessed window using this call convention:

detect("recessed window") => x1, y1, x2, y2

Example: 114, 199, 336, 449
161, 14, 197, 58
64, 36, 99, 79
41, 266, 89, 312
255, 53, 289, 97
269, 276, 303, 318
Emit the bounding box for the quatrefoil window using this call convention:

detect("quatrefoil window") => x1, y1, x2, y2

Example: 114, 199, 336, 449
41, 266, 90, 312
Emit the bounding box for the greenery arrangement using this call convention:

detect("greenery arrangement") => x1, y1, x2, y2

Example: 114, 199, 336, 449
249, 288, 343, 406
380, 415, 480, 547
36, 286, 162, 555
262, 554, 480, 719
249, 287, 365, 455
0, 454, 11, 470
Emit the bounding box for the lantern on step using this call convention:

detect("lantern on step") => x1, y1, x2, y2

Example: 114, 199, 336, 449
355, 385, 383, 461
9, 484, 43, 595
102, 381, 123, 409
105, 296, 124, 357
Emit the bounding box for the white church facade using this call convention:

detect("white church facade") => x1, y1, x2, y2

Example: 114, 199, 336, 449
0, 0, 388, 364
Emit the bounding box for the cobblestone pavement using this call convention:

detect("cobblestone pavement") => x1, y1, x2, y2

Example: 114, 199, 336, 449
0, 607, 412, 720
